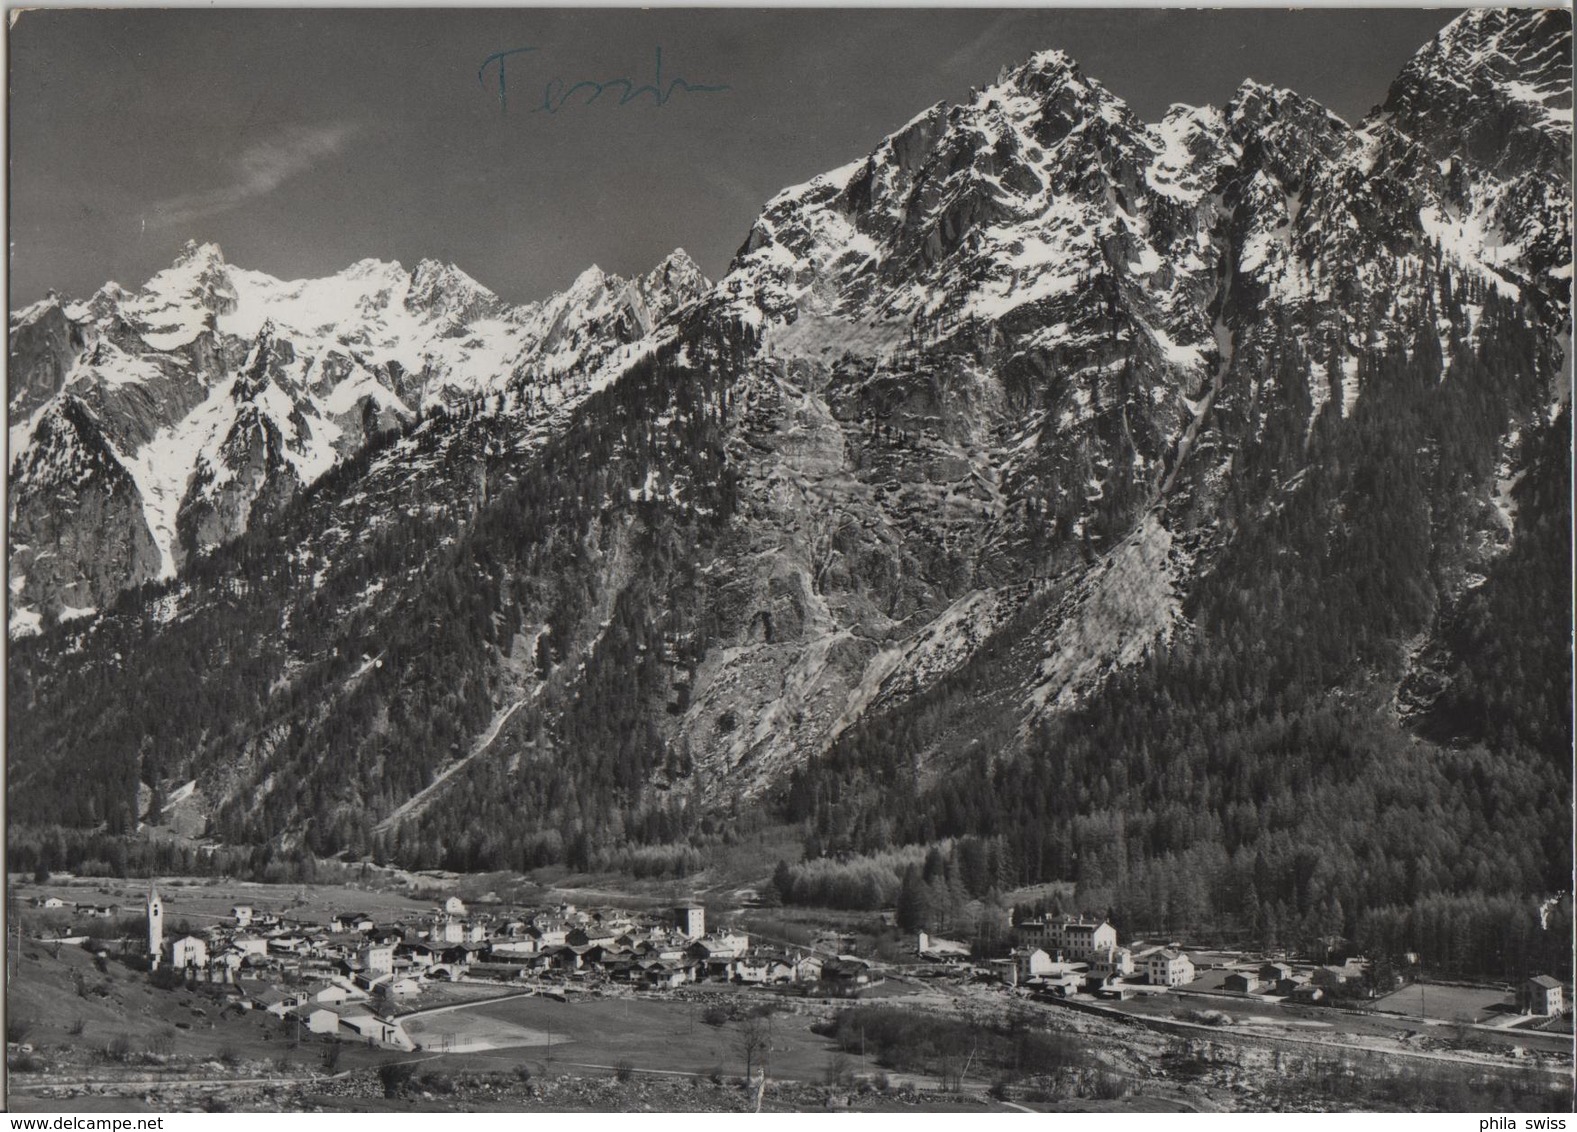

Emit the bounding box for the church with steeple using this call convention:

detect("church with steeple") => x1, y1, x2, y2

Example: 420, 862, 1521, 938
146, 881, 164, 970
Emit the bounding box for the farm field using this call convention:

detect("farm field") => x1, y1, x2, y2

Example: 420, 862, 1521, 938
15, 876, 445, 929
1089, 985, 1574, 1060
404, 1005, 554, 1054
1374, 983, 1514, 1024
405, 994, 851, 1083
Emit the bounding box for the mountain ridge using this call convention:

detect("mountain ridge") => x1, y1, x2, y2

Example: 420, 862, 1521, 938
8, 242, 712, 629
7, 11, 1570, 931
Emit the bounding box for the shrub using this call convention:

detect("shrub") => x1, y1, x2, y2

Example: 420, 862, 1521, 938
378, 1060, 416, 1098
1089, 1071, 1131, 1100
824, 1053, 854, 1086
6, 1017, 33, 1043
708, 1064, 725, 1086
418, 1071, 455, 1095
217, 1044, 240, 1066
702, 1004, 731, 1026
512, 1063, 533, 1084
104, 1035, 132, 1063
150, 966, 187, 991
321, 1043, 343, 1072
67, 1018, 86, 1037
615, 1059, 636, 1083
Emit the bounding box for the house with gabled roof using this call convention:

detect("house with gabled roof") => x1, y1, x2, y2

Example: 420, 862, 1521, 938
794, 953, 824, 983
250, 987, 305, 1017
168, 934, 209, 970
1144, 949, 1194, 987
1522, 975, 1565, 1016
306, 1008, 341, 1035
821, 957, 872, 988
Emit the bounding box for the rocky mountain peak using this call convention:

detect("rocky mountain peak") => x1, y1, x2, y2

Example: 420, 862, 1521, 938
1414, 6, 1572, 91
1383, 7, 1572, 160
175, 239, 225, 266
133, 240, 239, 332
1227, 78, 1353, 154
640, 249, 710, 316
404, 258, 501, 324
995, 47, 1087, 100
566, 264, 611, 297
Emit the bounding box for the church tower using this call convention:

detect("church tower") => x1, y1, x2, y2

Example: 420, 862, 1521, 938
146, 881, 164, 970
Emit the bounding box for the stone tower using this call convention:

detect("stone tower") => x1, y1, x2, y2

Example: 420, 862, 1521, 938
676, 904, 705, 940
146, 881, 164, 970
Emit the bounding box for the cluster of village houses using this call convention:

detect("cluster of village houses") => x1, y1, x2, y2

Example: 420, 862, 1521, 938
32, 891, 1566, 1050
932, 914, 1568, 1017
37, 887, 876, 1049
921, 913, 1204, 993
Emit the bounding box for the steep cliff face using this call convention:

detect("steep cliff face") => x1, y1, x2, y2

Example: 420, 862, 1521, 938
8, 397, 162, 631
8, 298, 88, 422
6, 10, 1570, 865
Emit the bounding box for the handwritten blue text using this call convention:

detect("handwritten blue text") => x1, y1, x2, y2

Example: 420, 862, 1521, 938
478, 46, 729, 115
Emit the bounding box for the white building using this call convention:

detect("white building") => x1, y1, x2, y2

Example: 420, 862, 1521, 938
1016, 915, 1119, 962
490, 939, 539, 958
359, 942, 396, 975
1524, 976, 1565, 1016
1089, 946, 1135, 979
1012, 947, 1056, 983
306, 1008, 341, 1035
1145, 949, 1195, 987
694, 930, 749, 959
168, 934, 209, 970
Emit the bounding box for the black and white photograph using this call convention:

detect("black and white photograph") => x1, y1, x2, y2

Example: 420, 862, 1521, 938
4, 5, 1573, 1116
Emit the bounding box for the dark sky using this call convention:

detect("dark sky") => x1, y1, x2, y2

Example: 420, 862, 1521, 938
8, 7, 1464, 308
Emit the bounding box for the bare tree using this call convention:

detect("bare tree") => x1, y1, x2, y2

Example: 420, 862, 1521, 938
736, 1013, 770, 1081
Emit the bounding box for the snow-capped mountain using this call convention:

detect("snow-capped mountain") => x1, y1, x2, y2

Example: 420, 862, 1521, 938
8, 9, 1570, 876
8, 243, 710, 630
664, 5, 1571, 786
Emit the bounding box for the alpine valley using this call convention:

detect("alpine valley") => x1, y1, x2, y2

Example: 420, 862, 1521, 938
8, 8, 1572, 976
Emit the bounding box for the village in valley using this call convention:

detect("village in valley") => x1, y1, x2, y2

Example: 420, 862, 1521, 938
6, 872, 1571, 1113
